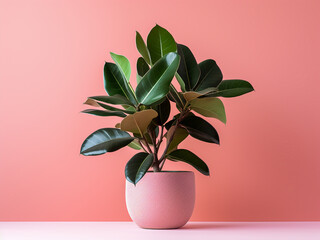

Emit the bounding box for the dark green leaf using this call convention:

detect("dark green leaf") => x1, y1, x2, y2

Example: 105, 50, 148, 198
89, 95, 134, 106
136, 31, 151, 65
80, 128, 134, 156
147, 25, 177, 64
96, 102, 135, 114
125, 152, 153, 184
153, 98, 171, 125
136, 52, 180, 105
136, 57, 150, 84
164, 113, 181, 130
104, 62, 137, 105
177, 44, 200, 91
180, 116, 219, 144
195, 60, 222, 91
81, 109, 126, 117
175, 72, 186, 92
165, 119, 175, 130
167, 149, 209, 175
204, 79, 254, 98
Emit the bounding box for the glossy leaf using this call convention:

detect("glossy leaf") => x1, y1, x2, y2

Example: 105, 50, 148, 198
81, 109, 126, 118
136, 31, 151, 65
110, 52, 131, 81
180, 116, 219, 144
80, 128, 134, 156
125, 152, 153, 184
175, 73, 186, 92
166, 127, 188, 153
168, 84, 186, 110
88, 95, 133, 106
104, 62, 137, 105
84, 98, 135, 114
127, 139, 142, 150
97, 102, 134, 114
120, 109, 158, 135
153, 98, 171, 125
189, 97, 226, 124
136, 57, 150, 84
136, 52, 180, 105
147, 25, 177, 64
205, 79, 254, 98
195, 60, 223, 91
167, 149, 209, 175
177, 44, 200, 91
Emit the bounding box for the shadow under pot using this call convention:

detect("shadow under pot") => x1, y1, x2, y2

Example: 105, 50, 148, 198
125, 171, 195, 229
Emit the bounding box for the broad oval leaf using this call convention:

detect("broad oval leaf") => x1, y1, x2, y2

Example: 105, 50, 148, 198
190, 97, 226, 124
80, 128, 134, 156
120, 109, 158, 135
153, 98, 171, 125
125, 152, 153, 184
81, 109, 126, 118
110, 52, 131, 82
136, 31, 151, 65
177, 44, 200, 91
147, 25, 177, 64
88, 95, 134, 106
180, 116, 219, 144
195, 59, 223, 91
206, 79, 254, 98
136, 57, 150, 84
104, 62, 137, 105
167, 149, 209, 176
136, 52, 180, 105
166, 127, 188, 154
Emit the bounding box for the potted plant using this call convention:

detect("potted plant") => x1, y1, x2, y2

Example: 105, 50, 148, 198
80, 25, 254, 229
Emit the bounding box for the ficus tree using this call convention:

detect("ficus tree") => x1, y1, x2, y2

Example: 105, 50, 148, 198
80, 25, 254, 185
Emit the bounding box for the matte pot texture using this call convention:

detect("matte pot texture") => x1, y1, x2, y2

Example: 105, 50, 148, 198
126, 171, 195, 229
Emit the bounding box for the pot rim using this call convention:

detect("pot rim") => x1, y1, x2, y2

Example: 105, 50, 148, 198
145, 171, 194, 173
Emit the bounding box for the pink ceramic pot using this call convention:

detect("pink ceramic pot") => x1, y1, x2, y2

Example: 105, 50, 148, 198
126, 171, 195, 229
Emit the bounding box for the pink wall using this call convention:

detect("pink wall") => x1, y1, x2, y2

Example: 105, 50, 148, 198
1, 0, 320, 221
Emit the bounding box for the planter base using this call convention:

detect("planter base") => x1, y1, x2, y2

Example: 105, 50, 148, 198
126, 171, 195, 229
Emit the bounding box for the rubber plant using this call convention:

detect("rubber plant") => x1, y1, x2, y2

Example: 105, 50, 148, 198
80, 25, 254, 185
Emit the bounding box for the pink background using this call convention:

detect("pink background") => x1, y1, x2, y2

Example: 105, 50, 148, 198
0, 0, 320, 221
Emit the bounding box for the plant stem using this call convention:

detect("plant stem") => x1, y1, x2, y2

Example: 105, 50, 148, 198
156, 125, 164, 149
159, 158, 166, 171
148, 128, 160, 172
138, 139, 148, 153
158, 109, 190, 163
142, 135, 153, 154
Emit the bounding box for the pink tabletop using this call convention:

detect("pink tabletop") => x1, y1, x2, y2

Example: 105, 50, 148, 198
0, 222, 319, 240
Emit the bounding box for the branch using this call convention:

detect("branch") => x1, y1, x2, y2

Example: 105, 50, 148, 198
158, 109, 190, 163
138, 139, 148, 153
